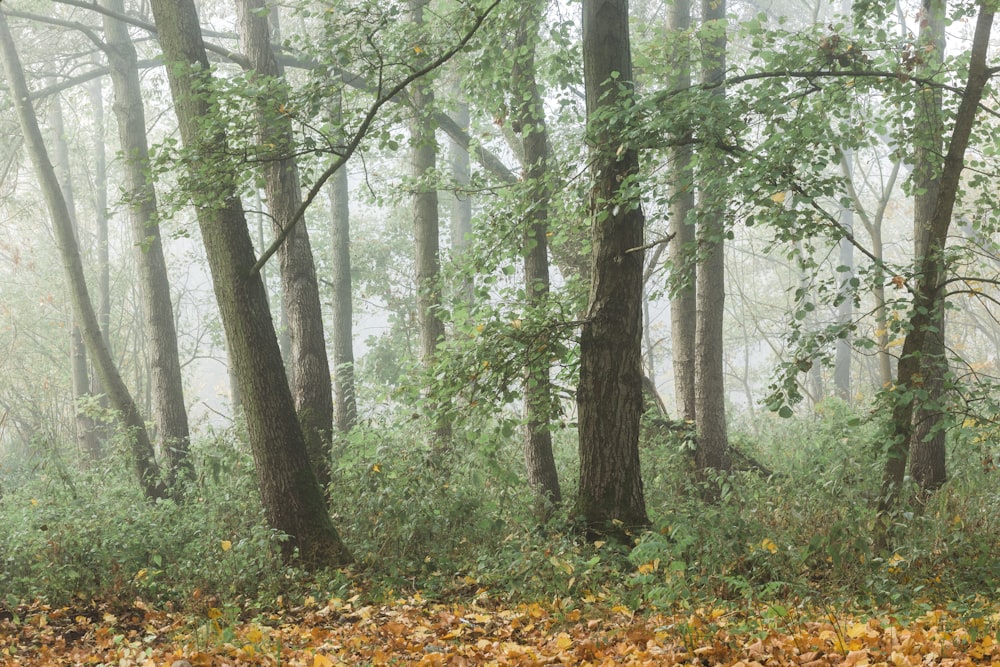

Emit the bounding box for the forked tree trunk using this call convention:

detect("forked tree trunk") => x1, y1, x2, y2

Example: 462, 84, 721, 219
147, 0, 351, 566
576, 0, 649, 537
236, 0, 335, 490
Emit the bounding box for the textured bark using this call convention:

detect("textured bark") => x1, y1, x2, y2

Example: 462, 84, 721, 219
102, 0, 192, 486
577, 0, 648, 536
0, 12, 165, 499
410, 0, 452, 447
147, 0, 351, 566
908, 0, 948, 495
879, 7, 993, 521
694, 0, 731, 477
236, 0, 335, 490
667, 0, 697, 423
513, 0, 561, 508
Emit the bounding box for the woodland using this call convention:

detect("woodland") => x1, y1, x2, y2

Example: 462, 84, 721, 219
0, 0, 999, 664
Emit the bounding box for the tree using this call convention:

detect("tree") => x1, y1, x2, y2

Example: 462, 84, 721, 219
102, 0, 192, 487
236, 0, 335, 489
512, 0, 561, 508
907, 0, 948, 495
409, 0, 452, 449
693, 0, 731, 477
577, 0, 649, 536
878, 5, 994, 523
146, 0, 351, 566
0, 9, 166, 500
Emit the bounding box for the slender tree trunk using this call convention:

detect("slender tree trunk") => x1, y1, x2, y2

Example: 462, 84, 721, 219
694, 0, 731, 477
878, 7, 993, 525
0, 12, 165, 499
577, 0, 649, 537
328, 91, 358, 434
87, 77, 112, 355
410, 0, 452, 448
147, 0, 351, 566
513, 0, 561, 509
448, 92, 475, 309
236, 0, 335, 490
834, 154, 854, 402
102, 0, 192, 486
667, 0, 697, 423
908, 0, 948, 495
46, 86, 102, 462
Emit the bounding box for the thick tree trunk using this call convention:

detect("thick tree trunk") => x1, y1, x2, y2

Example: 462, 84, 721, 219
694, 0, 731, 478
0, 12, 165, 499
102, 0, 193, 486
513, 0, 561, 509
878, 7, 993, 523
908, 0, 948, 495
667, 0, 697, 423
236, 0, 335, 490
410, 0, 452, 448
147, 0, 351, 566
577, 0, 649, 537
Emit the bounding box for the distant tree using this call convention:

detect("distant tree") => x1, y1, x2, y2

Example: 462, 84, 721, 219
0, 10, 166, 500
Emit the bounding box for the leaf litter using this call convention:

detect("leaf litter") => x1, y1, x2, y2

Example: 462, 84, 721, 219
2, 596, 999, 666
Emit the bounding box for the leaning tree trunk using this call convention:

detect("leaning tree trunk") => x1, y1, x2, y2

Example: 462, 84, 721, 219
102, 0, 192, 486
236, 0, 335, 490
878, 7, 993, 525
908, 0, 948, 495
0, 12, 165, 500
576, 0, 649, 537
693, 0, 731, 479
513, 0, 561, 509
147, 0, 351, 566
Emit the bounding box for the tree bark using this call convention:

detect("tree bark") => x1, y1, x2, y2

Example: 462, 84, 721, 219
102, 0, 192, 486
694, 0, 731, 478
147, 0, 351, 566
513, 0, 561, 509
0, 11, 165, 499
236, 0, 335, 490
908, 0, 948, 495
577, 0, 649, 537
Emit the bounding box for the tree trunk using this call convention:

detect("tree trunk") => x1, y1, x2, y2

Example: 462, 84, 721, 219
102, 0, 193, 487
907, 0, 948, 495
147, 0, 351, 566
878, 6, 993, 523
694, 0, 731, 478
236, 0, 335, 490
834, 155, 854, 402
410, 0, 452, 448
328, 92, 358, 434
667, 0, 697, 423
0, 11, 165, 499
576, 0, 649, 537
513, 0, 561, 509
448, 92, 475, 309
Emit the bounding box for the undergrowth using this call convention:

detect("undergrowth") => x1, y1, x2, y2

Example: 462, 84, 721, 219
0, 400, 997, 622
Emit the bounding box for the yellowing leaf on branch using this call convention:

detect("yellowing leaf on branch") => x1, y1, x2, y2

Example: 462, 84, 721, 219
770, 191, 786, 204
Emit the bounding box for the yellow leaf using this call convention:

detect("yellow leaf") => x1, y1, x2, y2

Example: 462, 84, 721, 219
847, 622, 868, 638
512, 318, 522, 329
475, 323, 485, 333
221, 540, 232, 552
554, 633, 573, 650
760, 538, 778, 554
207, 607, 222, 620
413, 45, 423, 54
372, 463, 381, 473
30, 498, 38, 506
245, 626, 264, 643
770, 191, 786, 204
313, 654, 335, 667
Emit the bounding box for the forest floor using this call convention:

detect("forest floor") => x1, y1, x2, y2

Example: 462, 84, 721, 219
2, 596, 999, 666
